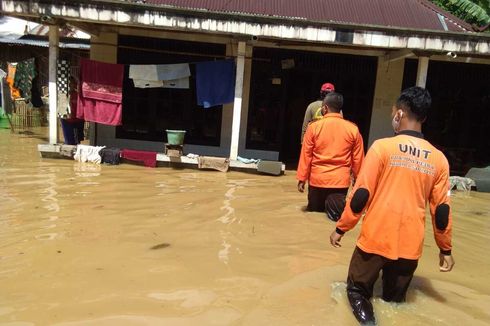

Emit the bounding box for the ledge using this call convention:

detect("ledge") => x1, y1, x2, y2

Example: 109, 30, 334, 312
38, 144, 285, 174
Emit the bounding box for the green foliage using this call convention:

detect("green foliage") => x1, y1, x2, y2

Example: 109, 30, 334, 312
430, 0, 490, 26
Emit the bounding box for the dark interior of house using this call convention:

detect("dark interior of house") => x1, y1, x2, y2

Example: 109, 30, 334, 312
403, 59, 490, 175
247, 47, 377, 164
116, 35, 225, 147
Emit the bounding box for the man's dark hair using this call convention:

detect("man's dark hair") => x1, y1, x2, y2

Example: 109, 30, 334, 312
323, 92, 343, 112
396, 87, 431, 122
319, 89, 333, 100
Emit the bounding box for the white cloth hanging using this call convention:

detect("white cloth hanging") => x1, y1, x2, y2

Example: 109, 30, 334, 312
132, 79, 164, 88
157, 63, 190, 80
162, 77, 189, 89
129, 65, 159, 81
129, 63, 191, 89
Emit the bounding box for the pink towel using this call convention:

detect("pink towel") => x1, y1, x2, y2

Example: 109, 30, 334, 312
77, 58, 124, 126
121, 149, 157, 168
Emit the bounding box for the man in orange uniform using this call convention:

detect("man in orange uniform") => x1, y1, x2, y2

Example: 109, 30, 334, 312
297, 92, 364, 221
330, 87, 454, 325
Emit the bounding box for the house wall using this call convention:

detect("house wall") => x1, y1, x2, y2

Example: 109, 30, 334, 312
89, 32, 119, 146
368, 57, 405, 147
87, 27, 415, 159
89, 28, 289, 160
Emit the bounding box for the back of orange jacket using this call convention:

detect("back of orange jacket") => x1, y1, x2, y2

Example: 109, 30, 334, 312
297, 113, 364, 188
336, 131, 452, 260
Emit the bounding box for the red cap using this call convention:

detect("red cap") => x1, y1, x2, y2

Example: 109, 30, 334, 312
321, 83, 335, 92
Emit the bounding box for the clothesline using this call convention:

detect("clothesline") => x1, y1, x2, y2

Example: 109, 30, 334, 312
90, 43, 270, 63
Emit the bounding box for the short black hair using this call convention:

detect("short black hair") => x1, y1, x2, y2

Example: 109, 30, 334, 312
319, 89, 333, 100
323, 92, 343, 112
396, 87, 431, 121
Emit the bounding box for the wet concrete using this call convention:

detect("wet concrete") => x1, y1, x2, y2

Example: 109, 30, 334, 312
1, 127, 489, 325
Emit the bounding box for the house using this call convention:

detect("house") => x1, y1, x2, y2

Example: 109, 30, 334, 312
1, 0, 489, 174
0, 15, 89, 127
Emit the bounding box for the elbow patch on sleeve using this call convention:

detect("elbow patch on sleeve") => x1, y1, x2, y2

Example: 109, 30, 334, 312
350, 188, 370, 214
435, 204, 450, 230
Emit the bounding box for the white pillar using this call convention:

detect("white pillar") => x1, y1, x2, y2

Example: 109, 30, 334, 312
416, 57, 429, 88
229, 41, 246, 160
48, 25, 59, 144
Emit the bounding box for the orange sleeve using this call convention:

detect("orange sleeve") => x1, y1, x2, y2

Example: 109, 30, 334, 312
336, 143, 383, 233
429, 157, 452, 252
350, 131, 365, 180
297, 124, 315, 182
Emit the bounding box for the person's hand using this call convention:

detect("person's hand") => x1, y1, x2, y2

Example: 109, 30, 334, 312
330, 230, 343, 248
297, 181, 306, 193
439, 253, 455, 272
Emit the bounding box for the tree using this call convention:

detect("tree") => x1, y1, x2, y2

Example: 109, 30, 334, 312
430, 0, 490, 27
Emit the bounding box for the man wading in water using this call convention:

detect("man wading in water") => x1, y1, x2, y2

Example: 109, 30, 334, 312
330, 87, 455, 325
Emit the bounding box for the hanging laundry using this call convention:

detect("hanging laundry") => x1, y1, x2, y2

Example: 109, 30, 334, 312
14, 58, 36, 102
195, 59, 235, 108
120, 149, 157, 168
56, 60, 70, 115
132, 79, 164, 88
132, 77, 190, 89
77, 58, 124, 126
6, 63, 21, 99
58, 93, 69, 116
57, 60, 70, 93
162, 77, 189, 89
68, 78, 80, 120
129, 63, 190, 89
129, 65, 159, 81
156, 63, 190, 81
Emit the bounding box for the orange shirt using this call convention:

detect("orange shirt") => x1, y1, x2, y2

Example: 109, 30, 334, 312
297, 113, 364, 188
337, 131, 452, 260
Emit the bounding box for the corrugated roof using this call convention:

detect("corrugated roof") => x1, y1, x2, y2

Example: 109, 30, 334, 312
143, 0, 473, 32
0, 37, 90, 49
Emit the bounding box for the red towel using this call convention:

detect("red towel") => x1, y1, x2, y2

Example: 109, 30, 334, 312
120, 149, 157, 168
77, 58, 124, 126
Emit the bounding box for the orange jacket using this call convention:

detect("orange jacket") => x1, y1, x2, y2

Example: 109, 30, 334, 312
297, 113, 364, 188
336, 131, 452, 260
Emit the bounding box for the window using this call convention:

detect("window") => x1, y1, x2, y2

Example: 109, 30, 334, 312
116, 35, 226, 146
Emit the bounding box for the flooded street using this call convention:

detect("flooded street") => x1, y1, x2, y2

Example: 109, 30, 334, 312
1, 127, 490, 326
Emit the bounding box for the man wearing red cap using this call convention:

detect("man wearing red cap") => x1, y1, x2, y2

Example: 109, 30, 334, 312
301, 82, 335, 143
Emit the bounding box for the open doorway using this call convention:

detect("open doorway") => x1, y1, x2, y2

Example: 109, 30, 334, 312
246, 47, 377, 166
403, 59, 490, 175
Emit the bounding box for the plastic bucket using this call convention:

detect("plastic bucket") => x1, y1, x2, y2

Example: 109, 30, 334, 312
166, 129, 186, 145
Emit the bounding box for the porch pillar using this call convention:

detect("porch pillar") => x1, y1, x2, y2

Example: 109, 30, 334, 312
48, 25, 59, 144
229, 41, 246, 160
416, 57, 429, 88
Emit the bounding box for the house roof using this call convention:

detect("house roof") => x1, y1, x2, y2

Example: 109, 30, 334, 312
0, 36, 90, 49
143, 0, 474, 33
0, 16, 37, 40
0, 16, 89, 49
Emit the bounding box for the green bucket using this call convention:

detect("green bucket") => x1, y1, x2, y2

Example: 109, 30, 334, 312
166, 129, 186, 145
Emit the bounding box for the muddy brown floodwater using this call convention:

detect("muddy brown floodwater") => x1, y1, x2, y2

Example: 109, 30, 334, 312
1, 127, 489, 325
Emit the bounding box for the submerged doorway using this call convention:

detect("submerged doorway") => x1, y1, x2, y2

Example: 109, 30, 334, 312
246, 47, 377, 165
